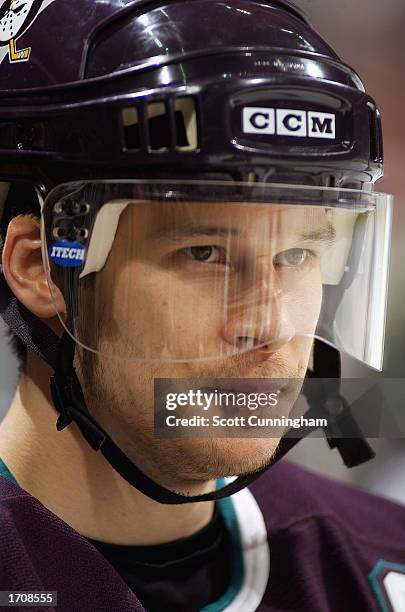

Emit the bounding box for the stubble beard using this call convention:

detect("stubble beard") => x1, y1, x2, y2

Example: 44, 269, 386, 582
75, 347, 308, 489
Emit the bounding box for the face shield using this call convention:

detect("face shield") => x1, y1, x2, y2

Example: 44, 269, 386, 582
40, 180, 392, 371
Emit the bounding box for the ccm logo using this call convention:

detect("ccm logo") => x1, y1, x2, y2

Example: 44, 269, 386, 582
242, 107, 336, 139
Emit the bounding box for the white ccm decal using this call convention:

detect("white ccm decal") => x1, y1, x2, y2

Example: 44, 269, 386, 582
242, 107, 336, 139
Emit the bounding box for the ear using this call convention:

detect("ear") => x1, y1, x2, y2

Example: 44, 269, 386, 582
2, 214, 66, 318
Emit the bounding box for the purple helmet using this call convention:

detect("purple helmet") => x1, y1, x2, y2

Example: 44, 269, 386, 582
0, 0, 382, 186
0, 0, 392, 504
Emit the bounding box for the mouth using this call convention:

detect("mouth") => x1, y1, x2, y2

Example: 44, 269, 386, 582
197, 380, 293, 416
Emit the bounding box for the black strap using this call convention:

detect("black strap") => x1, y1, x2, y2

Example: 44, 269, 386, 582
305, 341, 375, 467
0, 275, 59, 369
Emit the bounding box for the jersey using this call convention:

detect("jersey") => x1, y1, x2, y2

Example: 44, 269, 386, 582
1, 459, 405, 612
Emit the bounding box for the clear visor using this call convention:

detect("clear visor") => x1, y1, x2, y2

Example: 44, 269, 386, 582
41, 180, 392, 370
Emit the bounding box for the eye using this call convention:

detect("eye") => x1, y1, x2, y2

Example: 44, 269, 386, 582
273, 248, 312, 267
182, 246, 226, 264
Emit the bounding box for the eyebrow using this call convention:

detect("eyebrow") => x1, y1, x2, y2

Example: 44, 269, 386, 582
298, 223, 336, 245
152, 222, 336, 244
152, 225, 238, 242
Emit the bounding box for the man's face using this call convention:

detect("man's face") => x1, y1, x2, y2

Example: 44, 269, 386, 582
75, 200, 332, 487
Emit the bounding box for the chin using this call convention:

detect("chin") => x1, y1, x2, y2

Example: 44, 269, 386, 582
172, 436, 281, 481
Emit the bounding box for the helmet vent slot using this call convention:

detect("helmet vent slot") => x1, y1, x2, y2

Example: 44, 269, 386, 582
122, 107, 140, 151
121, 97, 198, 153
367, 104, 382, 164
147, 101, 170, 152
174, 97, 198, 151
325, 175, 335, 188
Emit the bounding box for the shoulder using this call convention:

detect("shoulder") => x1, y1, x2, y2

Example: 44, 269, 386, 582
0, 476, 141, 611
0, 473, 85, 546
250, 459, 405, 542
250, 461, 405, 612
251, 458, 405, 546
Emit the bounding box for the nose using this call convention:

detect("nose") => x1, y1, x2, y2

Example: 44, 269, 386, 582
221, 282, 295, 355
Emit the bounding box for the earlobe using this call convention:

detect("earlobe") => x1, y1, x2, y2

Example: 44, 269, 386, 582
2, 214, 66, 318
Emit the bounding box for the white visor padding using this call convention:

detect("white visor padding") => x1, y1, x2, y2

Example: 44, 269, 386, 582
79, 201, 129, 278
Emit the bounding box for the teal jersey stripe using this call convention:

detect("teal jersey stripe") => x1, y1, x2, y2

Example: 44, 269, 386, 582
201, 479, 245, 612
0, 457, 18, 485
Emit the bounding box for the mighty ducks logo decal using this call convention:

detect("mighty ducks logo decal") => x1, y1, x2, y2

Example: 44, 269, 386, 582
0, 0, 55, 64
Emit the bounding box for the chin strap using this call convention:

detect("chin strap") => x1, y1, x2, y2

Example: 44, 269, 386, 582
304, 340, 375, 467
0, 274, 374, 505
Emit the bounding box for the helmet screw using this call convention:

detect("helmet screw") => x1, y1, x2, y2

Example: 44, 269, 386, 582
325, 397, 344, 417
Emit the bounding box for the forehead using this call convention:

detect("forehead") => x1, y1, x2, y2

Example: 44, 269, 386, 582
122, 201, 330, 237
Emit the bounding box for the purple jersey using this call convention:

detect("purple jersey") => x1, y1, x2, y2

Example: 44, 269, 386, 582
1, 460, 405, 611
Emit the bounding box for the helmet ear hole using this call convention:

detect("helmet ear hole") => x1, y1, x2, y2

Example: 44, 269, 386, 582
0, 183, 40, 235
1, 182, 40, 270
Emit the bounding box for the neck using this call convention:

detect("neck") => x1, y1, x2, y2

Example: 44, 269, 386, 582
0, 358, 214, 545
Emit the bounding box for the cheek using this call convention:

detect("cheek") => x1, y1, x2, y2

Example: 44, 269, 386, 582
282, 266, 323, 333
95, 359, 199, 438
302, 268, 323, 325
102, 260, 225, 359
